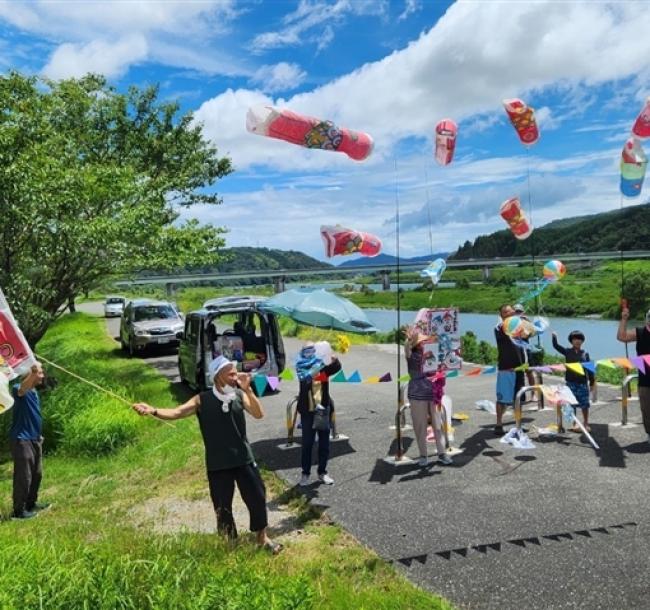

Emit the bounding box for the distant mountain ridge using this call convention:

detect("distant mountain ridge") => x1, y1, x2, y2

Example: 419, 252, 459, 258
451, 202, 650, 260
336, 252, 448, 267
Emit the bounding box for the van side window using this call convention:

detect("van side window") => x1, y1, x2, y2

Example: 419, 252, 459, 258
186, 317, 200, 343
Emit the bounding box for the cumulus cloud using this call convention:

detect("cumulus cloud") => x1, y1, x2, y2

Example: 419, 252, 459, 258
398, 0, 421, 21
250, 62, 307, 93
42, 35, 148, 80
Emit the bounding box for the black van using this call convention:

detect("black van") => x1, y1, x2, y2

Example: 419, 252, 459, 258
178, 295, 286, 390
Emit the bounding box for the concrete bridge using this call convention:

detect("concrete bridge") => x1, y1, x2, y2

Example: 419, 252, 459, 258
114, 249, 650, 294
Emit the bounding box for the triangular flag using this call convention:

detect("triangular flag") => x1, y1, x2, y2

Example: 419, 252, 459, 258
464, 367, 483, 376
364, 376, 380, 384
550, 364, 566, 372
514, 363, 529, 372
596, 359, 616, 369
279, 368, 295, 381
481, 366, 497, 374
565, 362, 585, 376
532, 366, 552, 373
582, 361, 596, 374
614, 357, 634, 369
644, 355, 650, 369
347, 370, 362, 383
313, 372, 328, 383
398, 373, 411, 382
379, 372, 392, 382
266, 376, 280, 391
330, 370, 347, 382
630, 356, 645, 373
445, 370, 459, 378
253, 375, 268, 395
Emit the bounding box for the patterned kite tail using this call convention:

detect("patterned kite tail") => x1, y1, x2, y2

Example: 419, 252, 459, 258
519, 279, 549, 304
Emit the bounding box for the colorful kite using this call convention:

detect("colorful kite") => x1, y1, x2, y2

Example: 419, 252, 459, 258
519, 260, 567, 303
620, 137, 647, 198
0, 370, 14, 414
503, 98, 540, 146
0, 288, 35, 378
320, 225, 382, 258
420, 258, 447, 285
502, 315, 536, 339
434, 119, 458, 166
246, 105, 373, 161
500, 196, 532, 240
632, 97, 650, 140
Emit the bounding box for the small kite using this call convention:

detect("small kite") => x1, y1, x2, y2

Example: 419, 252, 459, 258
434, 119, 457, 166
620, 137, 647, 198
503, 98, 540, 146
518, 260, 566, 303
420, 258, 447, 285
0, 288, 35, 378
500, 196, 532, 240
632, 97, 650, 140
503, 315, 536, 339
246, 105, 373, 161
320, 225, 382, 258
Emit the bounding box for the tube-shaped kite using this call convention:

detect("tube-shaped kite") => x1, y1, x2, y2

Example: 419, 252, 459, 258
0, 288, 35, 378
320, 225, 382, 257
246, 106, 373, 161
503, 99, 540, 146
632, 97, 650, 140
542, 259, 566, 283
420, 258, 447, 285
500, 196, 532, 240
620, 137, 647, 198
434, 119, 457, 166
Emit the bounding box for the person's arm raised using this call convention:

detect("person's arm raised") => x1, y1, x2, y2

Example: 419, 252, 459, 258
132, 394, 200, 420
617, 308, 637, 343
238, 373, 264, 419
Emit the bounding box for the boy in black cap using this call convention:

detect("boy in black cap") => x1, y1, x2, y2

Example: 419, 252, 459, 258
552, 330, 595, 431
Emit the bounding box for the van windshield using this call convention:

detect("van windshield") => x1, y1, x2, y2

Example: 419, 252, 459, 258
134, 305, 178, 321
106, 298, 124, 305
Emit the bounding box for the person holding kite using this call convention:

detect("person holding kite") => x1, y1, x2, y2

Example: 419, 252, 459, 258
494, 304, 527, 436
296, 341, 341, 487
132, 356, 283, 554
552, 330, 595, 432
10, 363, 50, 520
617, 307, 650, 445
404, 326, 453, 467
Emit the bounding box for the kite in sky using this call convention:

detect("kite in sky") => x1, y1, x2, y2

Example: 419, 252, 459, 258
434, 119, 458, 166
620, 137, 647, 198
320, 225, 382, 258
503, 98, 540, 146
500, 196, 532, 240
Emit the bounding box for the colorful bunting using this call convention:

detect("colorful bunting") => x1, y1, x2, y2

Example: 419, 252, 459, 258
629, 357, 646, 374
330, 370, 347, 383
465, 367, 483, 376
614, 357, 634, 369
364, 376, 380, 384
582, 362, 596, 374
378, 372, 392, 382
644, 355, 650, 369
253, 375, 268, 396
565, 362, 585, 376
279, 368, 295, 381
347, 370, 362, 383
398, 373, 411, 382
266, 376, 280, 391
596, 359, 617, 369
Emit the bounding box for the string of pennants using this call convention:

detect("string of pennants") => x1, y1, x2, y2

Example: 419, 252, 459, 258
249, 355, 650, 395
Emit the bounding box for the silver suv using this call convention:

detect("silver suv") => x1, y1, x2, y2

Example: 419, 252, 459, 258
119, 299, 184, 356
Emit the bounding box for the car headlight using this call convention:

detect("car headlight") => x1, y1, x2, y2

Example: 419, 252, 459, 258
134, 328, 147, 336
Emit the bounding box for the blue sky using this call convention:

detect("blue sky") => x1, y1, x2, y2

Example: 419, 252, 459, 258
1, 0, 649, 261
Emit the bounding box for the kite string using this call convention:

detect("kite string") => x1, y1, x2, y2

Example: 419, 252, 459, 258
35, 353, 175, 427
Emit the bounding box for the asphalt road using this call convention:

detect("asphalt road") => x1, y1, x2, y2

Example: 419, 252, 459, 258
80, 302, 650, 610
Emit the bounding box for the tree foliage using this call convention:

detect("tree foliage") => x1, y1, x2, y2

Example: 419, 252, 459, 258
0, 72, 232, 344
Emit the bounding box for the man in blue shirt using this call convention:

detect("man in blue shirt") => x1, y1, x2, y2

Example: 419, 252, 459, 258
10, 363, 48, 519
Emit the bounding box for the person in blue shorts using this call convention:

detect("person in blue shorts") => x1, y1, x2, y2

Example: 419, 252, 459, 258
552, 330, 595, 431
494, 304, 526, 435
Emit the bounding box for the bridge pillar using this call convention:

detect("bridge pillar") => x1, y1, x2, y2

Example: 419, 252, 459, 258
165, 282, 177, 297
482, 265, 490, 281
274, 276, 286, 294
381, 271, 391, 291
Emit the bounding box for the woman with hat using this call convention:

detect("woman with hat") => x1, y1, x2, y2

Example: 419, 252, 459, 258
552, 330, 595, 432
404, 326, 453, 467
132, 355, 282, 554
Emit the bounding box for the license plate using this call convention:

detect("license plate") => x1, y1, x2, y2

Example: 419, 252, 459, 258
158, 338, 170, 344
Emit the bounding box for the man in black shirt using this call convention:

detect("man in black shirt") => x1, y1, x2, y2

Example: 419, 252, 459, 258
617, 307, 650, 445
494, 304, 526, 435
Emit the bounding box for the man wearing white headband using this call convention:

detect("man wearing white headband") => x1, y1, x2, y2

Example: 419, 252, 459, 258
132, 355, 282, 554
618, 307, 650, 445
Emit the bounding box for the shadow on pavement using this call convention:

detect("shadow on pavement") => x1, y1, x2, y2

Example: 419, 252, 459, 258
252, 437, 356, 473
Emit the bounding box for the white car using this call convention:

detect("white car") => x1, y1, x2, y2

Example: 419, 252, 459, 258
104, 296, 126, 318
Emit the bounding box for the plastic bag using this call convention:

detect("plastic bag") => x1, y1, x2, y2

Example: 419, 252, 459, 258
475, 399, 497, 415
312, 405, 330, 431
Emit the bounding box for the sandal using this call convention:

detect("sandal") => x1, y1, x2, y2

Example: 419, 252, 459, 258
262, 540, 284, 555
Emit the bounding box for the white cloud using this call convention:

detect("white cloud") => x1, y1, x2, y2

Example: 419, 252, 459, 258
43, 35, 148, 80
196, 1, 650, 172
398, 0, 421, 21
250, 0, 387, 53
250, 62, 307, 93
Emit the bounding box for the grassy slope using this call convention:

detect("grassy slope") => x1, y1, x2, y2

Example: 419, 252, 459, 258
0, 315, 450, 610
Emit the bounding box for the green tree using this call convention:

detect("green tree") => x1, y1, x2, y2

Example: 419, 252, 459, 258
0, 72, 232, 344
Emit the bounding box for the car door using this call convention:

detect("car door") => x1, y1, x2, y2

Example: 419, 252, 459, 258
179, 314, 201, 386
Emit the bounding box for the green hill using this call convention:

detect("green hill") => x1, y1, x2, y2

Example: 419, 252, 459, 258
216, 247, 332, 272
451, 202, 650, 259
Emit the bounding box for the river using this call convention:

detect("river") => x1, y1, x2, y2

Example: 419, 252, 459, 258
364, 308, 637, 362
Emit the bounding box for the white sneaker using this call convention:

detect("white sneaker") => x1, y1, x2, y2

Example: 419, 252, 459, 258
318, 473, 334, 485
299, 474, 310, 487
417, 456, 428, 467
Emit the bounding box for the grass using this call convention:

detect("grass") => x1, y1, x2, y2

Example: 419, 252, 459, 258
0, 314, 451, 610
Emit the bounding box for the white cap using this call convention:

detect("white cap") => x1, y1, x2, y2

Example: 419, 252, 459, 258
208, 356, 235, 381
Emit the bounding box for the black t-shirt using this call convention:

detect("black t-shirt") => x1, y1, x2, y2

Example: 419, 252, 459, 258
636, 326, 650, 387
495, 324, 525, 371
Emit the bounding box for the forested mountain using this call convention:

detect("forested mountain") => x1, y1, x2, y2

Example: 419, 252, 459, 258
337, 252, 448, 267
451, 202, 650, 260
216, 247, 332, 271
